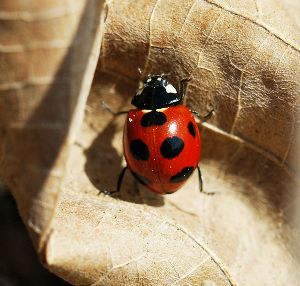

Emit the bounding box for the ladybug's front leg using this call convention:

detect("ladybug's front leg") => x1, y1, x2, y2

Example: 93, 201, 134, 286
191, 109, 214, 122
102, 101, 129, 116
179, 78, 191, 101
197, 165, 215, 195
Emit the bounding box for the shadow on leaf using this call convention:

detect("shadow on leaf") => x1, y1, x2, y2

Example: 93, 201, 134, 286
84, 120, 164, 207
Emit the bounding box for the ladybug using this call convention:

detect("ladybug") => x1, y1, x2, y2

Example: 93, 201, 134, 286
103, 74, 213, 195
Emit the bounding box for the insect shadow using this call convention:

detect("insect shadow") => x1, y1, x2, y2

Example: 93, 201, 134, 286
84, 120, 164, 207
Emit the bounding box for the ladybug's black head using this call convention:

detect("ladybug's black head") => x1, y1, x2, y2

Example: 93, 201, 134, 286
131, 75, 182, 110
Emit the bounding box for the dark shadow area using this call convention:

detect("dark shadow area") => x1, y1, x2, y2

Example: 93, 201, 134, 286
0, 190, 70, 286
84, 119, 164, 207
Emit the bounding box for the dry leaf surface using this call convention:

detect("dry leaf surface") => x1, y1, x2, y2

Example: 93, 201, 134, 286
0, 0, 300, 285
0, 0, 105, 254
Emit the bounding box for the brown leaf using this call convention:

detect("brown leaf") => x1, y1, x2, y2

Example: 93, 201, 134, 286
0, 0, 300, 285
0, 0, 105, 250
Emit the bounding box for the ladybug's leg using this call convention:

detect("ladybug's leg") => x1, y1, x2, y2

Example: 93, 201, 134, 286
197, 165, 203, 193
102, 101, 129, 116
179, 78, 191, 101
116, 166, 128, 193
197, 165, 215, 195
191, 109, 214, 123
102, 166, 128, 196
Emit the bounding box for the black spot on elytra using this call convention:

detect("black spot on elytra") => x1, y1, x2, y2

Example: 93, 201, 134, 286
160, 136, 184, 159
188, 121, 196, 138
170, 166, 194, 183
141, 110, 167, 127
165, 191, 174, 194
131, 171, 152, 185
130, 139, 149, 161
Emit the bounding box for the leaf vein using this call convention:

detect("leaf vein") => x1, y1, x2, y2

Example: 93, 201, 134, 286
203, 0, 300, 53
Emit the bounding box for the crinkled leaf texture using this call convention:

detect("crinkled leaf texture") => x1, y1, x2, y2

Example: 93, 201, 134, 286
0, 0, 300, 285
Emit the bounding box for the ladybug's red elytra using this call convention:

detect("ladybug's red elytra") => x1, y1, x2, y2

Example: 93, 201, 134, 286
103, 74, 213, 195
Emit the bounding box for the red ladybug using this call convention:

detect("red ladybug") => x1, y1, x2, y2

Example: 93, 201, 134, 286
103, 75, 213, 195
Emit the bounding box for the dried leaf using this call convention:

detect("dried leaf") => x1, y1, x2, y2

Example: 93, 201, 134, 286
0, 0, 300, 285
0, 0, 105, 250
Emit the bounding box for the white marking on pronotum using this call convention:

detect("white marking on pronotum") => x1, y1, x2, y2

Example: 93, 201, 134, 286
157, 107, 168, 112
138, 81, 144, 89
136, 88, 143, 95
142, 107, 168, 113
165, 84, 177, 93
